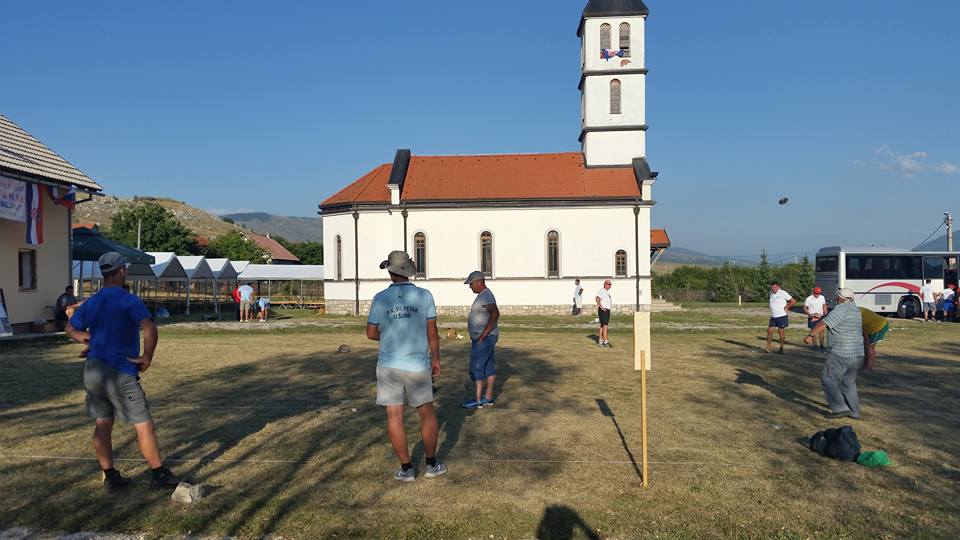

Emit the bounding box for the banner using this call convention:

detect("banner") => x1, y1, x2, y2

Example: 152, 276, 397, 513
0, 176, 27, 222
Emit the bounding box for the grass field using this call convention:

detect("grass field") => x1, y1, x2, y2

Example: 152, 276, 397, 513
1, 308, 958, 539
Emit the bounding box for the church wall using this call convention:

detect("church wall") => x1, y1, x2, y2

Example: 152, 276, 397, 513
582, 16, 646, 73
582, 74, 645, 128
582, 131, 646, 167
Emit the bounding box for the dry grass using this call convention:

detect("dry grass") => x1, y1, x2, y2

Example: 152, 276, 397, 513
0, 309, 958, 539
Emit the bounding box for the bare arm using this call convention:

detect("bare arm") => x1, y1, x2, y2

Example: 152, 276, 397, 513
65, 322, 90, 345
366, 324, 380, 341
596, 296, 603, 309
786, 298, 797, 313
127, 318, 158, 372
803, 319, 828, 344
427, 319, 440, 376
478, 304, 500, 341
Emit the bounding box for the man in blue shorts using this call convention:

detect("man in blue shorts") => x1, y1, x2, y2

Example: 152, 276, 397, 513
766, 281, 796, 354
462, 271, 500, 409
66, 252, 181, 491
366, 251, 446, 482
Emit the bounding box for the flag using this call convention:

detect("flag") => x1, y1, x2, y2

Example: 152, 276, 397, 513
46, 185, 77, 210
25, 182, 43, 245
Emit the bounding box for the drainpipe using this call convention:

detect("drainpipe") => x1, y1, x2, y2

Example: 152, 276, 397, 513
402, 207, 409, 252
353, 206, 360, 316
633, 201, 641, 312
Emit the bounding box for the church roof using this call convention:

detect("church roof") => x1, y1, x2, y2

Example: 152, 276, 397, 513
321, 152, 643, 209
577, 0, 650, 36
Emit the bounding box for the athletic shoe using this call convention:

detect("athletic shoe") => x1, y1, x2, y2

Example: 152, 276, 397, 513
819, 345, 827, 352
461, 399, 481, 409
101, 469, 132, 492
479, 397, 495, 408
393, 467, 416, 482
825, 410, 852, 419
149, 467, 182, 489
423, 463, 448, 479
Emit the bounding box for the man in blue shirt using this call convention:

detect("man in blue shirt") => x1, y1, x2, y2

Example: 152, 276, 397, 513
366, 251, 446, 482
67, 252, 181, 491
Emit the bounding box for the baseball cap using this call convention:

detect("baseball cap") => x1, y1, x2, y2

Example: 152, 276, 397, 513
813, 286, 822, 294
837, 287, 855, 300
379, 250, 417, 277
97, 251, 127, 274
463, 270, 485, 285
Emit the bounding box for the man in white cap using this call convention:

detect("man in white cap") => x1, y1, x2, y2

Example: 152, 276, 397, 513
595, 280, 613, 347
804, 287, 864, 419
65, 252, 182, 491
366, 251, 446, 481
462, 271, 500, 409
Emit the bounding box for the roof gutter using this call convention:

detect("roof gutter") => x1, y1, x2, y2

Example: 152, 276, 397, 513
0, 167, 103, 199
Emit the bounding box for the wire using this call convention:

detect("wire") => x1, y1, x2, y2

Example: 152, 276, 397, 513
913, 222, 946, 250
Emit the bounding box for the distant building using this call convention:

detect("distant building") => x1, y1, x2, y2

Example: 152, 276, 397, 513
248, 233, 300, 265
1, 114, 103, 332
319, 1, 663, 315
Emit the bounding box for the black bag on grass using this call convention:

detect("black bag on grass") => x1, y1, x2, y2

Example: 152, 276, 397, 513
809, 425, 861, 462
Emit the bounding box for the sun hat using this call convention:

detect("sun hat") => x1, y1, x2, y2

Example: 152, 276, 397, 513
463, 270, 485, 285
97, 252, 127, 274
838, 287, 855, 300
379, 251, 417, 277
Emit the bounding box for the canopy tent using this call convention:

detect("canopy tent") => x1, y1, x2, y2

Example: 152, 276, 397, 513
146, 252, 188, 281
73, 260, 156, 281
206, 259, 238, 281
238, 265, 324, 309
238, 265, 324, 281
71, 227, 155, 265
231, 261, 250, 275
176, 256, 215, 314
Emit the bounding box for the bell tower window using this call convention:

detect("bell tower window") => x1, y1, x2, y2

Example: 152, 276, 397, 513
600, 23, 612, 50
619, 23, 631, 56
610, 79, 622, 115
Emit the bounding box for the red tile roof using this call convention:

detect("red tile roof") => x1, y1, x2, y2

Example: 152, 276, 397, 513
322, 152, 641, 207
650, 228, 671, 248
247, 233, 300, 263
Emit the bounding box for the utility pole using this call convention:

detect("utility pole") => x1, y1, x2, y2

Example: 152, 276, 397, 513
137, 218, 142, 249
946, 213, 954, 251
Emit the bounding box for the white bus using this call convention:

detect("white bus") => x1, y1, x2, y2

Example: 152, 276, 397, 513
815, 246, 959, 318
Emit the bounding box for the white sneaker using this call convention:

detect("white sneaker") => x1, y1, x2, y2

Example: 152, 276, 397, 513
393, 467, 415, 482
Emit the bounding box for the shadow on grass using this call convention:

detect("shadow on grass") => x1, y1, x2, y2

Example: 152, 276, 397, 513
536, 505, 600, 540
596, 399, 642, 479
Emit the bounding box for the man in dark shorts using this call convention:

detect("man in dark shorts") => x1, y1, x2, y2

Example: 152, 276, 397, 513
54, 285, 79, 330
766, 281, 796, 354
596, 280, 613, 347
66, 252, 181, 492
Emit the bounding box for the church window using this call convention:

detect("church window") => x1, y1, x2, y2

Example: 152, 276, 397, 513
610, 79, 622, 115
619, 23, 631, 56
547, 230, 560, 278
480, 231, 493, 278
600, 23, 612, 50
615, 250, 628, 277
414, 232, 426, 278
335, 235, 343, 281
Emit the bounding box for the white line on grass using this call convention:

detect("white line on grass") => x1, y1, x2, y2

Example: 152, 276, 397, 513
0, 454, 707, 466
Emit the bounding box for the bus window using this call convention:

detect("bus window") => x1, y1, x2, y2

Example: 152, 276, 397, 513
816, 256, 838, 273
848, 255, 922, 280
923, 257, 944, 282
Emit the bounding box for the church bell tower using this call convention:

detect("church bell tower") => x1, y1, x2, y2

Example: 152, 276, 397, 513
578, 0, 649, 167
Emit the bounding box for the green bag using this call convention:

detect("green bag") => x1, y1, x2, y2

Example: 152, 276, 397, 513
856, 450, 893, 468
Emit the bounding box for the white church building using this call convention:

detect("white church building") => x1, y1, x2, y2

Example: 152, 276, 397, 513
320, 0, 665, 316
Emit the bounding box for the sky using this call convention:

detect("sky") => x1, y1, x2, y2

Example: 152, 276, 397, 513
1, 1, 957, 258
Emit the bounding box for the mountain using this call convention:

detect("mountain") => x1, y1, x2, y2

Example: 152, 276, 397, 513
657, 247, 734, 266
74, 196, 240, 240
916, 234, 948, 251
222, 212, 322, 242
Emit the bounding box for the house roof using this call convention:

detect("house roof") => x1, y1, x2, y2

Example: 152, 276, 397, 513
578, 0, 650, 36
248, 233, 300, 263
321, 152, 643, 208
650, 228, 670, 249
0, 114, 103, 191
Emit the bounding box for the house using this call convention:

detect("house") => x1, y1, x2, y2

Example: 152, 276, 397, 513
247, 233, 300, 265
1, 114, 103, 332
319, 1, 663, 316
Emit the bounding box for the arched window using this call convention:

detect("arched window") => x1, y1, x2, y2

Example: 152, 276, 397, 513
615, 250, 628, 277
414, 232, 426, 278
610, 79, 622, 115
547, 230, 560, 278
619, 22, 631, 56
335, 235, 343, 281
600, 23, 612, 50
480, 231, 493, 278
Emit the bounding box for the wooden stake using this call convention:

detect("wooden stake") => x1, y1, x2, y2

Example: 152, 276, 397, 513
641, 354, 649, 487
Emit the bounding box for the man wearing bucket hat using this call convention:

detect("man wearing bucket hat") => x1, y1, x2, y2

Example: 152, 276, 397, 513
804, 287, 864, 419
803, 286, 828, 351
66, 252, 182, 491
366, 251, 446, 481
462, 271, 500, 409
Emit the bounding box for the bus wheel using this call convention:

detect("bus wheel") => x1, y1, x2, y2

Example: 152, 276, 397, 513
897, 297, 920, 319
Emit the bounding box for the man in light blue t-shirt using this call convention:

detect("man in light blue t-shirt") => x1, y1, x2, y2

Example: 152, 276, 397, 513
366, 251, 446, 482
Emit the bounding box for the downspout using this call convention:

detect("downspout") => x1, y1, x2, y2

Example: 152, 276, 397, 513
634, 201, 640, 312
402, 207, 408, 252
353, 206, 360, 316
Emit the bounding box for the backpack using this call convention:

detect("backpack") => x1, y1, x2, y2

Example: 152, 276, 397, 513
809, 426, 861, 462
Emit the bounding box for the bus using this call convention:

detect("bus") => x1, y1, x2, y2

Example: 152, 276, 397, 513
815, 246, 959, 318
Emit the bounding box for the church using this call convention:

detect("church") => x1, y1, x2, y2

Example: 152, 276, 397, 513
319, 0, 664, 316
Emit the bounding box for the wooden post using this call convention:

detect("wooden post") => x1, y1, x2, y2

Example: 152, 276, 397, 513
738, 294, 742, 307
634, 311, 651, 487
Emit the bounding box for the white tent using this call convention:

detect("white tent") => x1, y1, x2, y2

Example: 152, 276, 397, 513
231, 260, 250, 275
147, 252, 188, 281
176, 256, 215, 314
207, 259, 238, 281
238, 265, 324, 309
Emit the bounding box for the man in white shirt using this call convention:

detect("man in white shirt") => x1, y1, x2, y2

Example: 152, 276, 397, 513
595, 280, 613, 348
803, 286, 828, 351
572, 279, 584, 316
237, 282, 255, 322
919, 279, 937, 322
766, 282, 796, 354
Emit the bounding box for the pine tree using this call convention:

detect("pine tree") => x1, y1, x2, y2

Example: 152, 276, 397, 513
797, 255, 815, 295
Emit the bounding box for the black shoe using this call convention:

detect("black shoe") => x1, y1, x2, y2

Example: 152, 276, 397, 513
149, 467, 182, 489
825, 410, 852, 419
102, 469, 132, 492
777, 348, 784, 355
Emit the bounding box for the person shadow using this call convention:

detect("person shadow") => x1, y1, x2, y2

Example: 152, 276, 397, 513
734, 368, 825, 413
536, 505, 601, 540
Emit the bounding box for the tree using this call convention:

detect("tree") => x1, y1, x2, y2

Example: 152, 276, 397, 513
713, 262, 739, 302
749, 249, 773, 300
107, 202, 198, 254
797, 255, 815, 295
222, 217, 235, 224
205, 231, 268, 261
287, 241, 323, 265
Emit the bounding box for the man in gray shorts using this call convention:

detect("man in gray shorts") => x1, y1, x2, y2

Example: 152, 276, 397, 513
66, 252, 181, 491
366, 251, 446, 481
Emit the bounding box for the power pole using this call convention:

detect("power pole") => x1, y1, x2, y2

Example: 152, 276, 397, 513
137, 218, 142, 249
946, 213, 954, 251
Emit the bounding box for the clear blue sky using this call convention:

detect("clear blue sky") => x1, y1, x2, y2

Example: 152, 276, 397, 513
2, 1, 957, 257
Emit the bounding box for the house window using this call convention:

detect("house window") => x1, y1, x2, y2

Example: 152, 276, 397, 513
615, 250, 628, 277
335, 235, 343, 281
600, 23, 612, 50
414, 232, 426, 278
610, 79, 622, 114
619, 22, 631, 56
18, 249, 37, 291
480, 231, 493, 278
547, 230, 560, 278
